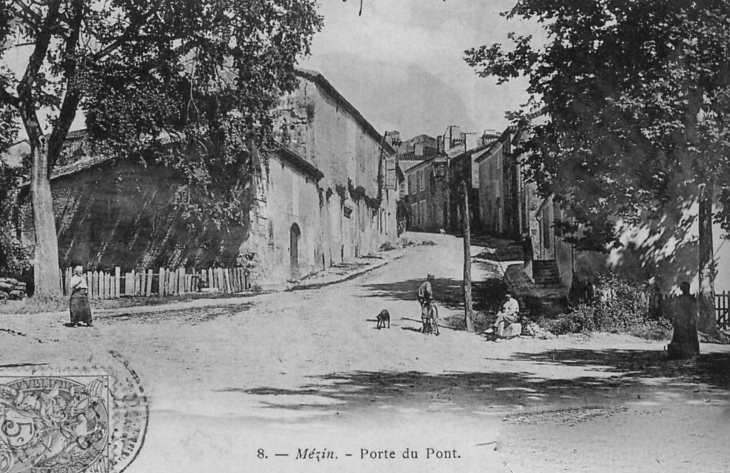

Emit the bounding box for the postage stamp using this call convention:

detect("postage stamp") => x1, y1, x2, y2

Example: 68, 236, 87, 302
0, 352, 148, 473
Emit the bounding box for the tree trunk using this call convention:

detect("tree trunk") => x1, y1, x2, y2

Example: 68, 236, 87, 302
462, 180, 474, 333
666, 290, 700, 359
30, 136, 62, 298
698, 180, 718, 336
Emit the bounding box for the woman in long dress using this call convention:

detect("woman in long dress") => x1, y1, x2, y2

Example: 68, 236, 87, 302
69, 265, 93, 327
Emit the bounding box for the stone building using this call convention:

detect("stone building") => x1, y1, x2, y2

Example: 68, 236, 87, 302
397, 134, 438, 157
246, 68, 399, 283
16, 69, 398, 287
477, 123, 730, 297
475, 127, 525, 237
401, 154, 449, 232
394, 132, 451, 233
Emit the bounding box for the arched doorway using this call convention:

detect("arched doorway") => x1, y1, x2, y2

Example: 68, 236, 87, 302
290, 223, 301, 280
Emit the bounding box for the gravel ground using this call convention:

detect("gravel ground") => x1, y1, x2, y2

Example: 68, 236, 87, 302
1, 232, 728, 473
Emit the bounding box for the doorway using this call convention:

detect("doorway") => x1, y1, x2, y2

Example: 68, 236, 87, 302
290, 223, 301, 280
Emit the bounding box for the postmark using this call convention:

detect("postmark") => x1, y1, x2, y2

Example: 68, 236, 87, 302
0, 352, 148, 473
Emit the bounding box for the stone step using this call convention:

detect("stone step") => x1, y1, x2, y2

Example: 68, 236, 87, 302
532, 259, 561, 286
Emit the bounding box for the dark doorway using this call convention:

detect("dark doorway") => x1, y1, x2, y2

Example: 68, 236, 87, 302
290, 223, 301, 280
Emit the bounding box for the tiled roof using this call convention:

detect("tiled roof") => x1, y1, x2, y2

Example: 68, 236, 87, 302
19, 153, 116, 187
20, 133, 323, 186
272, 143, 324, 181
397, 159, 424, 172
400, 155, 447, 174
51, 154, 116, 180
397, 152, 443, 161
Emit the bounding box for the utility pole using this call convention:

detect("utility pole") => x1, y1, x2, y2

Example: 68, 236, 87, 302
461, 180, 475, 333
445, 157, 451, 231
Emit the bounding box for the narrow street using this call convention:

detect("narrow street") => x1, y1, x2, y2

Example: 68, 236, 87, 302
1, 233, 729, 472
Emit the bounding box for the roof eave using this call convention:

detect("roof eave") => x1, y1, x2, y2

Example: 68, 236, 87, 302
295, 68, 395, 156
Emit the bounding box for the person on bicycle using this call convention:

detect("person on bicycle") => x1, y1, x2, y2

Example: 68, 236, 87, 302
417, 274, 438, 334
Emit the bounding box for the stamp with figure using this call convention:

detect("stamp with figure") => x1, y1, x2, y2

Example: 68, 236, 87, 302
0, 353, 148, 473
0, 375, 110, 473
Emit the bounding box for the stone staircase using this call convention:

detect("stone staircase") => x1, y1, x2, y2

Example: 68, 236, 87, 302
532, 259, 561, 286
505, 263, 569, 316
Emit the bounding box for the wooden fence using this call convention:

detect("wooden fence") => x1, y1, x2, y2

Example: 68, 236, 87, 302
60, 267, 251, 299
717, 291, 730, 330
650, 291, 730, 330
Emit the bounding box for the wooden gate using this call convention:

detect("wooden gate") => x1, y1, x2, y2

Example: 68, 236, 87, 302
717, 291, 730, 330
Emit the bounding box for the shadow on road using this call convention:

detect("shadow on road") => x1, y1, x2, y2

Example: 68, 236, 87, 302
361, 276, 503, 315
510, 348, 730, 390
222, 349, 730, 417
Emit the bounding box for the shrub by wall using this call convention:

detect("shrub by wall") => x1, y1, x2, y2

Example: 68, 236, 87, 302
540, 272, 672, 339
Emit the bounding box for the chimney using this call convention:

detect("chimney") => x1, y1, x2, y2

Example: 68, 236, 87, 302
385, 130, 401, 148
415, 142, 425, 157
479, 129, 499, 147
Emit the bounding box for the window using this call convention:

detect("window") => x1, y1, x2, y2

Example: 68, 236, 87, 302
543, 205, 551, 249
419, 170, 425, 192
411, 203, 418, 227
386, 159, 396, 190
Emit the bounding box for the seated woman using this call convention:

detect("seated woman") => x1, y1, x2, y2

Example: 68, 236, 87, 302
487, 291, 520, 338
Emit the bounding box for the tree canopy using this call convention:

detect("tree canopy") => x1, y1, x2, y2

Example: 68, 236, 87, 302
466, 0, 730, 336
465, 0, 730, 246
0, 0, 322, 294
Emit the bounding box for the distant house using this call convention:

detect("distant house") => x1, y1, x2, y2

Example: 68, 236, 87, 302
472, 124, 569, 288
394, 132, 450, 233
401, 154, 449, 232
438, 125, 478, 158
477, 122, 730, 296
475, 127, 527, 238
16, 69, 398, 287
397, 134, 439, 157
398, 158, 422, 199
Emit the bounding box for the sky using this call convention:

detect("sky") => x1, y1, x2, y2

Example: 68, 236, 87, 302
300, 0, 542, 141
4, 0, 540, 144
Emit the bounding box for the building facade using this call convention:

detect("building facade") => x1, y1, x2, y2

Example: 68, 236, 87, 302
401, 155, 449, 232
17, 69, 398, 287
475, 127, 526, 238
257, 68, 398, 283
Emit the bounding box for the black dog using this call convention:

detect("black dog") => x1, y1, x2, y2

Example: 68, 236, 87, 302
376, 309, 391, 329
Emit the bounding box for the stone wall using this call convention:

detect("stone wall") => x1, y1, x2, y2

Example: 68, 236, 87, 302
21, 159, 248, 272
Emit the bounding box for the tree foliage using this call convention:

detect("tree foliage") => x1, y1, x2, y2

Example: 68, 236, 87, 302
0, 0, 323, 289
0, 162, 31, 275
465, 0, 730, 249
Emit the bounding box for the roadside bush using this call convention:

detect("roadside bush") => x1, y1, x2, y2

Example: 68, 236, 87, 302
538, 304, 595, 335
380, 242, 395, 251
543, 272, 672, 339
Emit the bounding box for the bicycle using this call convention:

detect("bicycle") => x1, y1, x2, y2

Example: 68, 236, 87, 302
421, 300, 440, 336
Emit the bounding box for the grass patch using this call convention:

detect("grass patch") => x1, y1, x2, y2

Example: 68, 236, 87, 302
0, 295, 67, 314
0, 291, 260, 315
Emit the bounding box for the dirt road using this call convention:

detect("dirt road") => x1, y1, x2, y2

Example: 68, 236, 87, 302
1, 233, 729, 473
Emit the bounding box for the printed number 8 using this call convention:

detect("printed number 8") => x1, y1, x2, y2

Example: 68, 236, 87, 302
257, 449, 266, 459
